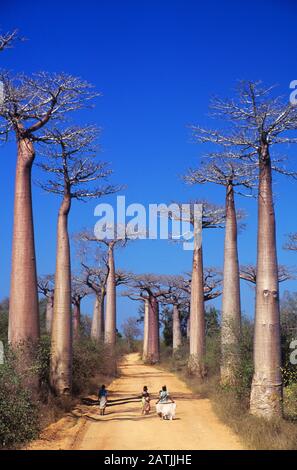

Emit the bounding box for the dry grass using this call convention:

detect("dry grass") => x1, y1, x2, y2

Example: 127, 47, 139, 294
161, 350, 297, 450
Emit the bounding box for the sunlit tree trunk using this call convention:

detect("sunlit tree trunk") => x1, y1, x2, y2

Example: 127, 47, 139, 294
221, 183, 241, 385
250, 145, 282, 419
172, 304, 182, 352
45, 294, 54, 334
104, 244, 116, 346
9, 137, 39, 347
188, 243, 206, 377
147, 295, 160, 363
91, 290, 105, 341
142, 298, 149, 361
50, 193, 72, 395
73, 300, 81, 340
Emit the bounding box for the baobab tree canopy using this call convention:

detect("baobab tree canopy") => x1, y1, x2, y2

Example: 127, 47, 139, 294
0, 72, 98, 138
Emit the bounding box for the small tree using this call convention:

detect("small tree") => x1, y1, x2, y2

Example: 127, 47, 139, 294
122, 317, 141, 351
38, 125, 117, 395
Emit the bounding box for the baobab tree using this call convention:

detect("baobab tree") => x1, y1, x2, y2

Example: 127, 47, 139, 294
81, 254, 131, 342
159, 275, 188, 353
81, 263, 108, 342
0, 72, 97, 369
74, 241, 108, 341
185, 159, 255, 384
182, 267, 222, 346
173, 202, 225, 376
192, 81, 297, 418
37, 275, 55, 334
124, 274, 170, 363
71, 278, 89, 339
38, 125, 117, 395
78, 226, 136, 348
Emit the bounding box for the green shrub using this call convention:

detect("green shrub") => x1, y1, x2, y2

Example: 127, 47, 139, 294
72, 338, 117, 395
0, 357, 39, 448
284, 382, 297, 419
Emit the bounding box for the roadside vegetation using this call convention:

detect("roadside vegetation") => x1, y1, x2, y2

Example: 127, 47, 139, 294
0, 300, 136, 449
160, 302, 297, 450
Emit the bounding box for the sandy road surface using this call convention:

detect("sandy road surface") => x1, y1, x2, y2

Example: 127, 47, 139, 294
28, 353, 244, 450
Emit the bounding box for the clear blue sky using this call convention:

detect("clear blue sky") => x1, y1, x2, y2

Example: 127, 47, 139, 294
1, 0, 297, 327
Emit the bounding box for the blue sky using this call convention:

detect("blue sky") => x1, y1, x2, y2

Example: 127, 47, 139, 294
1, 0, 297, 327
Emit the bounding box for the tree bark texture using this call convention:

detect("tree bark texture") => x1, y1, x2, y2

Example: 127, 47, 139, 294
91, 291, 105, 341
188, 243, 206, 377
147, 295, 160, 363
50, 194, 72, 395
250, 145, 282, 419
142, 298, 149, 361
104, 245, 116, 346
172, 304, 182, 352
46, 294, 54, 334
220, 183, 241, 385
9, 137, 39, 346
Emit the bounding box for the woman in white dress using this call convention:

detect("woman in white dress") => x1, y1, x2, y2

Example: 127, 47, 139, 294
156, 385, 176, 420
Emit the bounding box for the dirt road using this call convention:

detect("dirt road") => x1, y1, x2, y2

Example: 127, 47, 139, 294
28, 353, 244, 450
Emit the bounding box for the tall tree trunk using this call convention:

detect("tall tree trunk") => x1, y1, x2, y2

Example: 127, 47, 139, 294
9, 137, 39, 347
187, 316, 190, 340
250, 145, 282, 419
45, 294, 54, 334
50, 194, 72, 395
188, 243, 206, 377
147, 295, 160, 363
104, 244, 116, 346
142, 298, 149, 361
73, 300, 81, 340
91, 290, 105, 341
220, 183, 241, 385
172, 304, 182, 352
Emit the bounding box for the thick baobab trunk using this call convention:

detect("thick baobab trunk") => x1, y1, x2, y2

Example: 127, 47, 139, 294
73, 300, 81, 340
9, 137, 39, 346
91, 291, 105, 341
45, 294, 54, 334
172, 304, 182, 352
250, 147, 282, 419
50, 194, 72, 395
188, 243, 206, 377
104, 244, 116, 346
147, 295, 160, 363
220, 184, 241, 385
142, 298, 149, 361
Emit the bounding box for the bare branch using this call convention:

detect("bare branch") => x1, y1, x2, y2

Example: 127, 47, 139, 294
0, 71, 99, 137
0, 29, 20, 52
36, 125, 120, 201
240, 264, 296, 284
